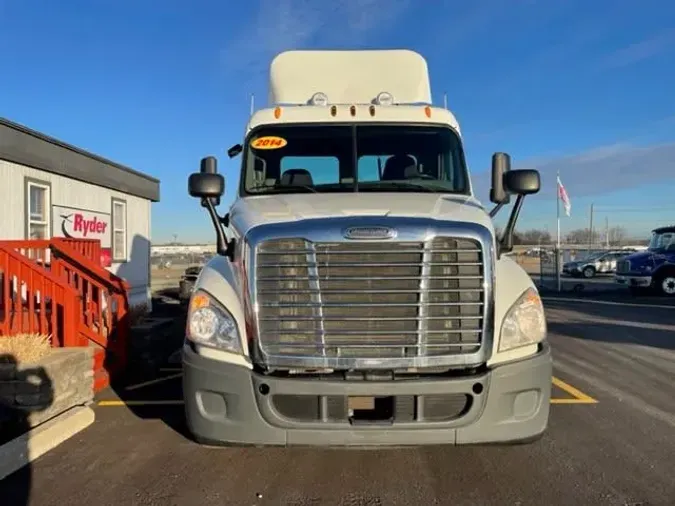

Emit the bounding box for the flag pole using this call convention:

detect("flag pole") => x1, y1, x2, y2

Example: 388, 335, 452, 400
556, 170, 561, 292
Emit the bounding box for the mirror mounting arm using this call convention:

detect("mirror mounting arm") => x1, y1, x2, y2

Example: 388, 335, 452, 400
219, 212, 230, 227
498, 194, 525, 258
202, 198, 235, 261
489, 202, 505, 218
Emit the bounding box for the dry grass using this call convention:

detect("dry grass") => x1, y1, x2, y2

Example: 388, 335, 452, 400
511, 255, 542, 275
0, 333, 52, 364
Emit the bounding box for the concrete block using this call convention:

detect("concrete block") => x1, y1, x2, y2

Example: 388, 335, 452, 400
0, 382, 17, 399
15, 392, 52, 407
0, 364, 15, 381
0, 346, 95, 430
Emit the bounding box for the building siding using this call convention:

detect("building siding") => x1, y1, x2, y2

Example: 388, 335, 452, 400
0, 117, 160, 201
0, 159, 152, 308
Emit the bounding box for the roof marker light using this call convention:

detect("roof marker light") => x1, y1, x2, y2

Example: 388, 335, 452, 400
375, 91, 394, 106
309, 92, 329, 106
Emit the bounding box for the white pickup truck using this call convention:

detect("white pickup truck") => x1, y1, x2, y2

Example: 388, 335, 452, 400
182, 49, 551, 446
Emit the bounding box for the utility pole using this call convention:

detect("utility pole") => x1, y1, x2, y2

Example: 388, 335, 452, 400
605, 216, 609, 248
250, 94, 255, 115
443, 92, 448, 109
556, 171, 561, 292
588, 203, 594, 252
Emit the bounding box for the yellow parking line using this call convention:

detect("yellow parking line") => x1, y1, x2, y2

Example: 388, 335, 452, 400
98, 400, 184, 406
125, 373, 183, 391
550, 398, 597, 404
552, 376, 598, 403
101, 376, 596, 407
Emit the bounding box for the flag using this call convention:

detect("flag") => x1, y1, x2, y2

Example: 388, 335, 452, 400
557, 175, 571, 217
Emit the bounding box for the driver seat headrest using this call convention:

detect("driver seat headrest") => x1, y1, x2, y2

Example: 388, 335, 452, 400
381, 154, 418, 180
280, 168, 314, 186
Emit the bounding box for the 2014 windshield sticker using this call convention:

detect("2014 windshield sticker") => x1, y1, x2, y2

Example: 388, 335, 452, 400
251, 136, 287, 150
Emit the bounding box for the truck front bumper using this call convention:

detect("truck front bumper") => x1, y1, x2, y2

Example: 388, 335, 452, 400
182, 342, 552, 447
615, 274, 652, 287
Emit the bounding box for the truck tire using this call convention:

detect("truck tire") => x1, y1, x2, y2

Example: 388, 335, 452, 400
654, 271, 675, 297
582, 266, 595, 278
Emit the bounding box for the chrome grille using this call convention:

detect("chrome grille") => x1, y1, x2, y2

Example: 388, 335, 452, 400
254, 237, 485, 363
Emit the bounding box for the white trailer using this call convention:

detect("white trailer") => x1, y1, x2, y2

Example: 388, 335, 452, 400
182, 50, 551, 446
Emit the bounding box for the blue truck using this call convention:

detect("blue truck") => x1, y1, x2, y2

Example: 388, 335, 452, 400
615, 225, 675, 297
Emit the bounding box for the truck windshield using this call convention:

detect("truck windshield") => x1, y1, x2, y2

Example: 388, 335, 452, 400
241, 124, 469, 195
648, 231, 675, 251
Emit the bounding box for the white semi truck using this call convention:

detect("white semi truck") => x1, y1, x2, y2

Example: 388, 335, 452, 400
183, 49, 551, 446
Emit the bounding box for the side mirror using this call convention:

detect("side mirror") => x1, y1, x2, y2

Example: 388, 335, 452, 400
489, 152, 511, 204
227, 144, 243, 158
487, 160, 541, 259
504, 169, 540, 195
188, 173, 225, 199
188, 156, 234, 260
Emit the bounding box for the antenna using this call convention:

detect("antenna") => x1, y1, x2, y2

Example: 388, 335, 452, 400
443, 92, 448, 109
250, 94, 255, 115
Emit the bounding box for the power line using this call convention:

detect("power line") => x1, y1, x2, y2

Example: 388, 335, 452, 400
592, 206, 675, 213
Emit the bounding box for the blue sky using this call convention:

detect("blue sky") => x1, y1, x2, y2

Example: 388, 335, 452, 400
1, 0, 674, 243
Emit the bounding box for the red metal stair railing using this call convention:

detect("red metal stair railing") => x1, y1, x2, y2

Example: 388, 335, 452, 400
50, 239, 130, 389
0, 238, 131, 391
0, 245, 80, 347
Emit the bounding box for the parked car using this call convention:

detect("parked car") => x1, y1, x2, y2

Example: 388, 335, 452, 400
179, 265, 202, 302
562, 249, 636, 278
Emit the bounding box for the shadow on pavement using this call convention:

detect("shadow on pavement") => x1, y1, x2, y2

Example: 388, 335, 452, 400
545, 299, 675, 351
106, 291, 193, 442
0, 354, 54, 506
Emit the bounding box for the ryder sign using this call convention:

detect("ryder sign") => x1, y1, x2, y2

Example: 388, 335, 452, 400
52, 206, 111, 247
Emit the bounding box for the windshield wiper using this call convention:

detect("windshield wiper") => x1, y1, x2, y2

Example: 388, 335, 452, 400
370, 181, 440, 192
249, 183, 319, 194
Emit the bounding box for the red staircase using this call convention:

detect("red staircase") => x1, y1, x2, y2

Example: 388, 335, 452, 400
0, 238, 130, 392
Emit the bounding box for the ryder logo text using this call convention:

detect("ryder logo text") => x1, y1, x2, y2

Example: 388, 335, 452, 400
61, 213, 108, 238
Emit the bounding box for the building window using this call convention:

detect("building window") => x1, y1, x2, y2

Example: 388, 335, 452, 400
26, 181, 51, 239
112, 198, 127, 261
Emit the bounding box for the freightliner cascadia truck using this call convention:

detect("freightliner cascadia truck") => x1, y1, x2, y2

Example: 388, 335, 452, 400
182, 49, 551, 446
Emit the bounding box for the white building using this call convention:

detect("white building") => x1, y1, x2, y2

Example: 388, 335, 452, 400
151, 244, 214, 256
0, 117, 160, 308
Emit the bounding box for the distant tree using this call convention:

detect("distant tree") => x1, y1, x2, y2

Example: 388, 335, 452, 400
493, 226, 523, 245
519, 229, 552, 245
607, 226, 627, 246
566, 228, 601, 245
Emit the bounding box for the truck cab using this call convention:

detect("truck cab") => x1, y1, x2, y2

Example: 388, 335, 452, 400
615, 225, 675, 296
182, 50, 551, 446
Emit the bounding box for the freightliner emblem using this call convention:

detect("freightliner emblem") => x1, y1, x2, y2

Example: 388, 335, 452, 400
342, 226, 398, 240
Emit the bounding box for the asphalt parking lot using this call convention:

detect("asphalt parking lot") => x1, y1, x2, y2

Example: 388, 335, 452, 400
1, 295, 674, 506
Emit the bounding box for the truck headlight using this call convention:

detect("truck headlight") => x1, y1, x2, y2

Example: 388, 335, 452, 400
499, 287, 547, 352
186, 290, 241, 353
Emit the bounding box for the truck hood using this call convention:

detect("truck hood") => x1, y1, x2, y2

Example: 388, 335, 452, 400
628, 250, 671, 266
626, 251, 653, 264
229, 193, 493, 236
